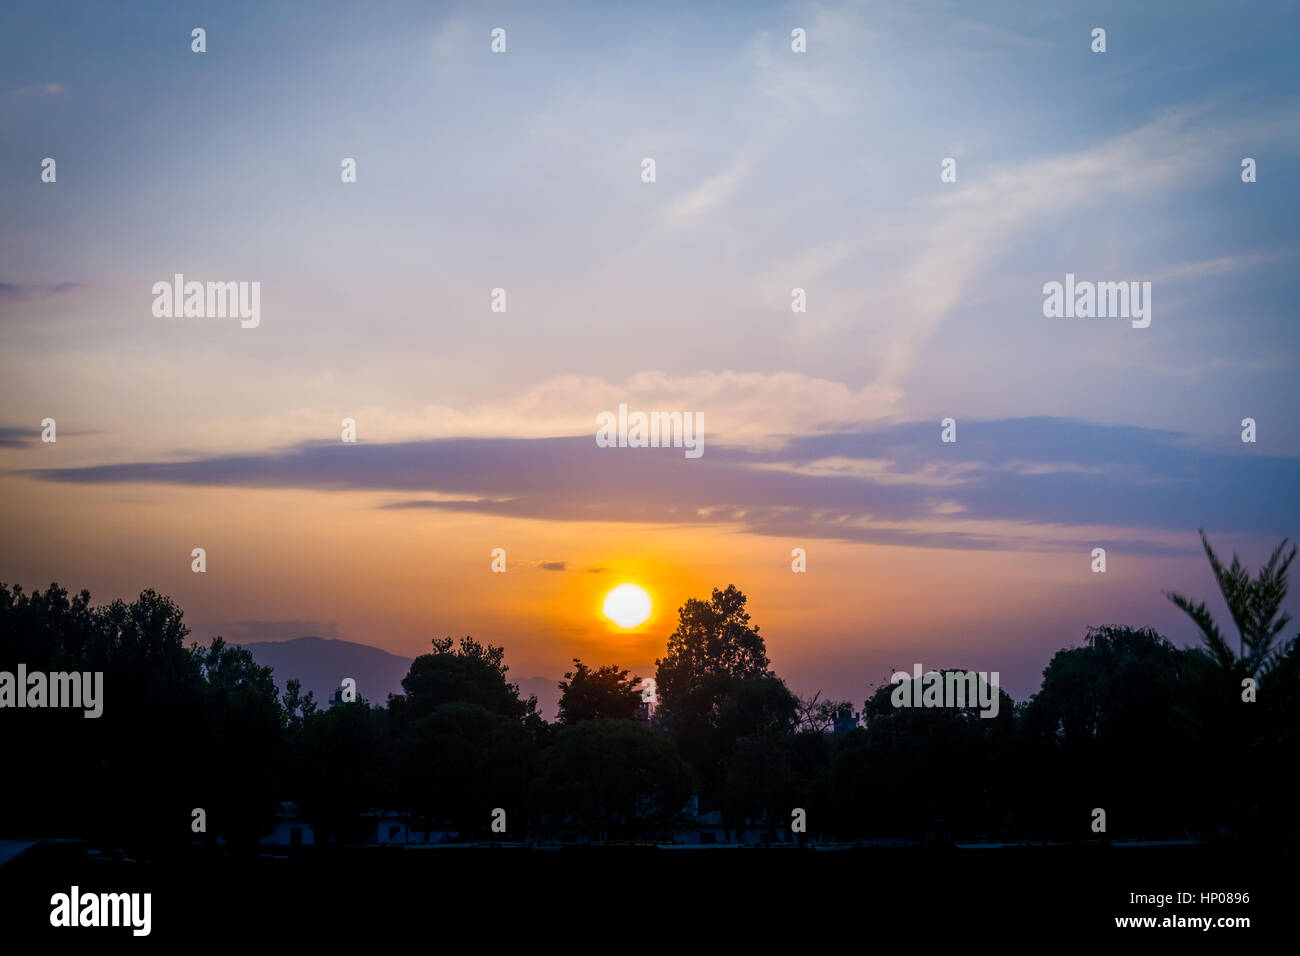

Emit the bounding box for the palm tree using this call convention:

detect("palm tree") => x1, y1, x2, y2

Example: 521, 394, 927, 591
1167, 530, 1296, 678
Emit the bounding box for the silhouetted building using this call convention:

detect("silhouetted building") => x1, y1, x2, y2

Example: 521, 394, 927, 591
258, 802, 315, 847
832, 710, 859, 733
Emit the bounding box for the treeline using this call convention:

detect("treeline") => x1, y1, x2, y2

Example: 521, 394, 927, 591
2, 534, 1297, 851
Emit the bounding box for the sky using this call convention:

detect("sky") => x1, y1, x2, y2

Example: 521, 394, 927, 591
2, 0, 1298, 707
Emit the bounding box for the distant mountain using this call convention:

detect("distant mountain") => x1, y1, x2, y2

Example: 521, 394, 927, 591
239, 636, 560, 720
514, 675, 561, 723
239, 637, 412, 706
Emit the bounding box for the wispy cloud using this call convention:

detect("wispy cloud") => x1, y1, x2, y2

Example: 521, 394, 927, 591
9, 82, 63, 98
1148, 248, 1300, 283
0, 427, 34, 449
664, 161, 747, 223
431, 18, 471, 62
0, 281, 80, 305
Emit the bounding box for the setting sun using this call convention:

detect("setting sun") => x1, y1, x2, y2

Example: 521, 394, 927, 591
601, 583, 653, 630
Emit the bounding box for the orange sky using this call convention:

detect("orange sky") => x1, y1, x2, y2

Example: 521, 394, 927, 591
0, 470, 1222, 704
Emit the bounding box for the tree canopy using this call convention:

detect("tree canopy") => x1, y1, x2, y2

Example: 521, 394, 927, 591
4, 545, 1297, 850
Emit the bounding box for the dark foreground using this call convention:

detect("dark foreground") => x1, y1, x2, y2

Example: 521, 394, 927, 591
0, 843, 1288, 943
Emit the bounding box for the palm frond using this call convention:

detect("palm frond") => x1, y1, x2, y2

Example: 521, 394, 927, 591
1167, 590, 1236, 670
1246, 538, 1295, 658
1198, 530, 1252, 657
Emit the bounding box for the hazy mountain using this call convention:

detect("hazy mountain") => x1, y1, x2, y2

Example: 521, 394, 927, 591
239, 636, 412, 705
514, 675, 561, 723
240, 636, 559, 720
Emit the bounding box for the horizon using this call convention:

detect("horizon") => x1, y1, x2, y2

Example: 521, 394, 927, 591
3, 567, 1289, 724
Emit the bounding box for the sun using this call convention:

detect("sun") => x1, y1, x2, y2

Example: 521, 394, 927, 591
602, 583, 653, 630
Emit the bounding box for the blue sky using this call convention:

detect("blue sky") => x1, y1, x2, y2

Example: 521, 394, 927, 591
3, 1, 1297, 445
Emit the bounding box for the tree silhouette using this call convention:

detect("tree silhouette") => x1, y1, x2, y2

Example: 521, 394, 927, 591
529, 719, 691, 841
795, 691, 854, 733
1022, 627, 1196, 840
654, 584, 771, 734
854, 669, 1018, 842
0, 583, 283, 853
395, 701, 532, 839
387, 636, 541, 838
1167, 531, 1296, 678
390, 635, 546, 746
1164, 533, 1299, 844
4, 571, 1298, 850
289, 697, 388, 845
556, 658, 642, 723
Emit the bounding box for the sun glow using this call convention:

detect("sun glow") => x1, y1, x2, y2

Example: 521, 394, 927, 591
601, 583, 653, 630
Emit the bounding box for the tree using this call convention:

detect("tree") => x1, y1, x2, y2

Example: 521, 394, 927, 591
0, 583, 115, 842
0, 583, 286, 853
193, 637, 285, 848
292, 698, 390, 845
715, 672, 799, 740
281, 677, 318, 729
386, 636, 543, 837
529, 719, 691, 841
1164, 533, 1300, 844
654, 584, 771, 734
652, 586, 801, 818
1021, 627, 1196, 840
855, 669, 1018, 842
392, 635, 542, 729
74, 587, 209, 852
395, 701, 533, 839
1167, 531, 1296, 679
795, 691, 854, 733
557, 658, 642, 724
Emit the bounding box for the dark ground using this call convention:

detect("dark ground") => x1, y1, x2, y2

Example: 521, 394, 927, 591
0, 843, 1287, 943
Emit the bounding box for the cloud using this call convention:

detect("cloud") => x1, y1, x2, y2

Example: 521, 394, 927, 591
128, 370, 901, 456
664, 162, 747, 223
0, 427, 34, 449
431, 19, 471, 61
1148, 248, 1300, 283
26, 418, 1298, 554
868, 105, 1240, 387
0, 281, 80, 304
10, 82, 63, 98
0, 423, 95, 447
538, 561, 567, 571
752, 102, 1286, 395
